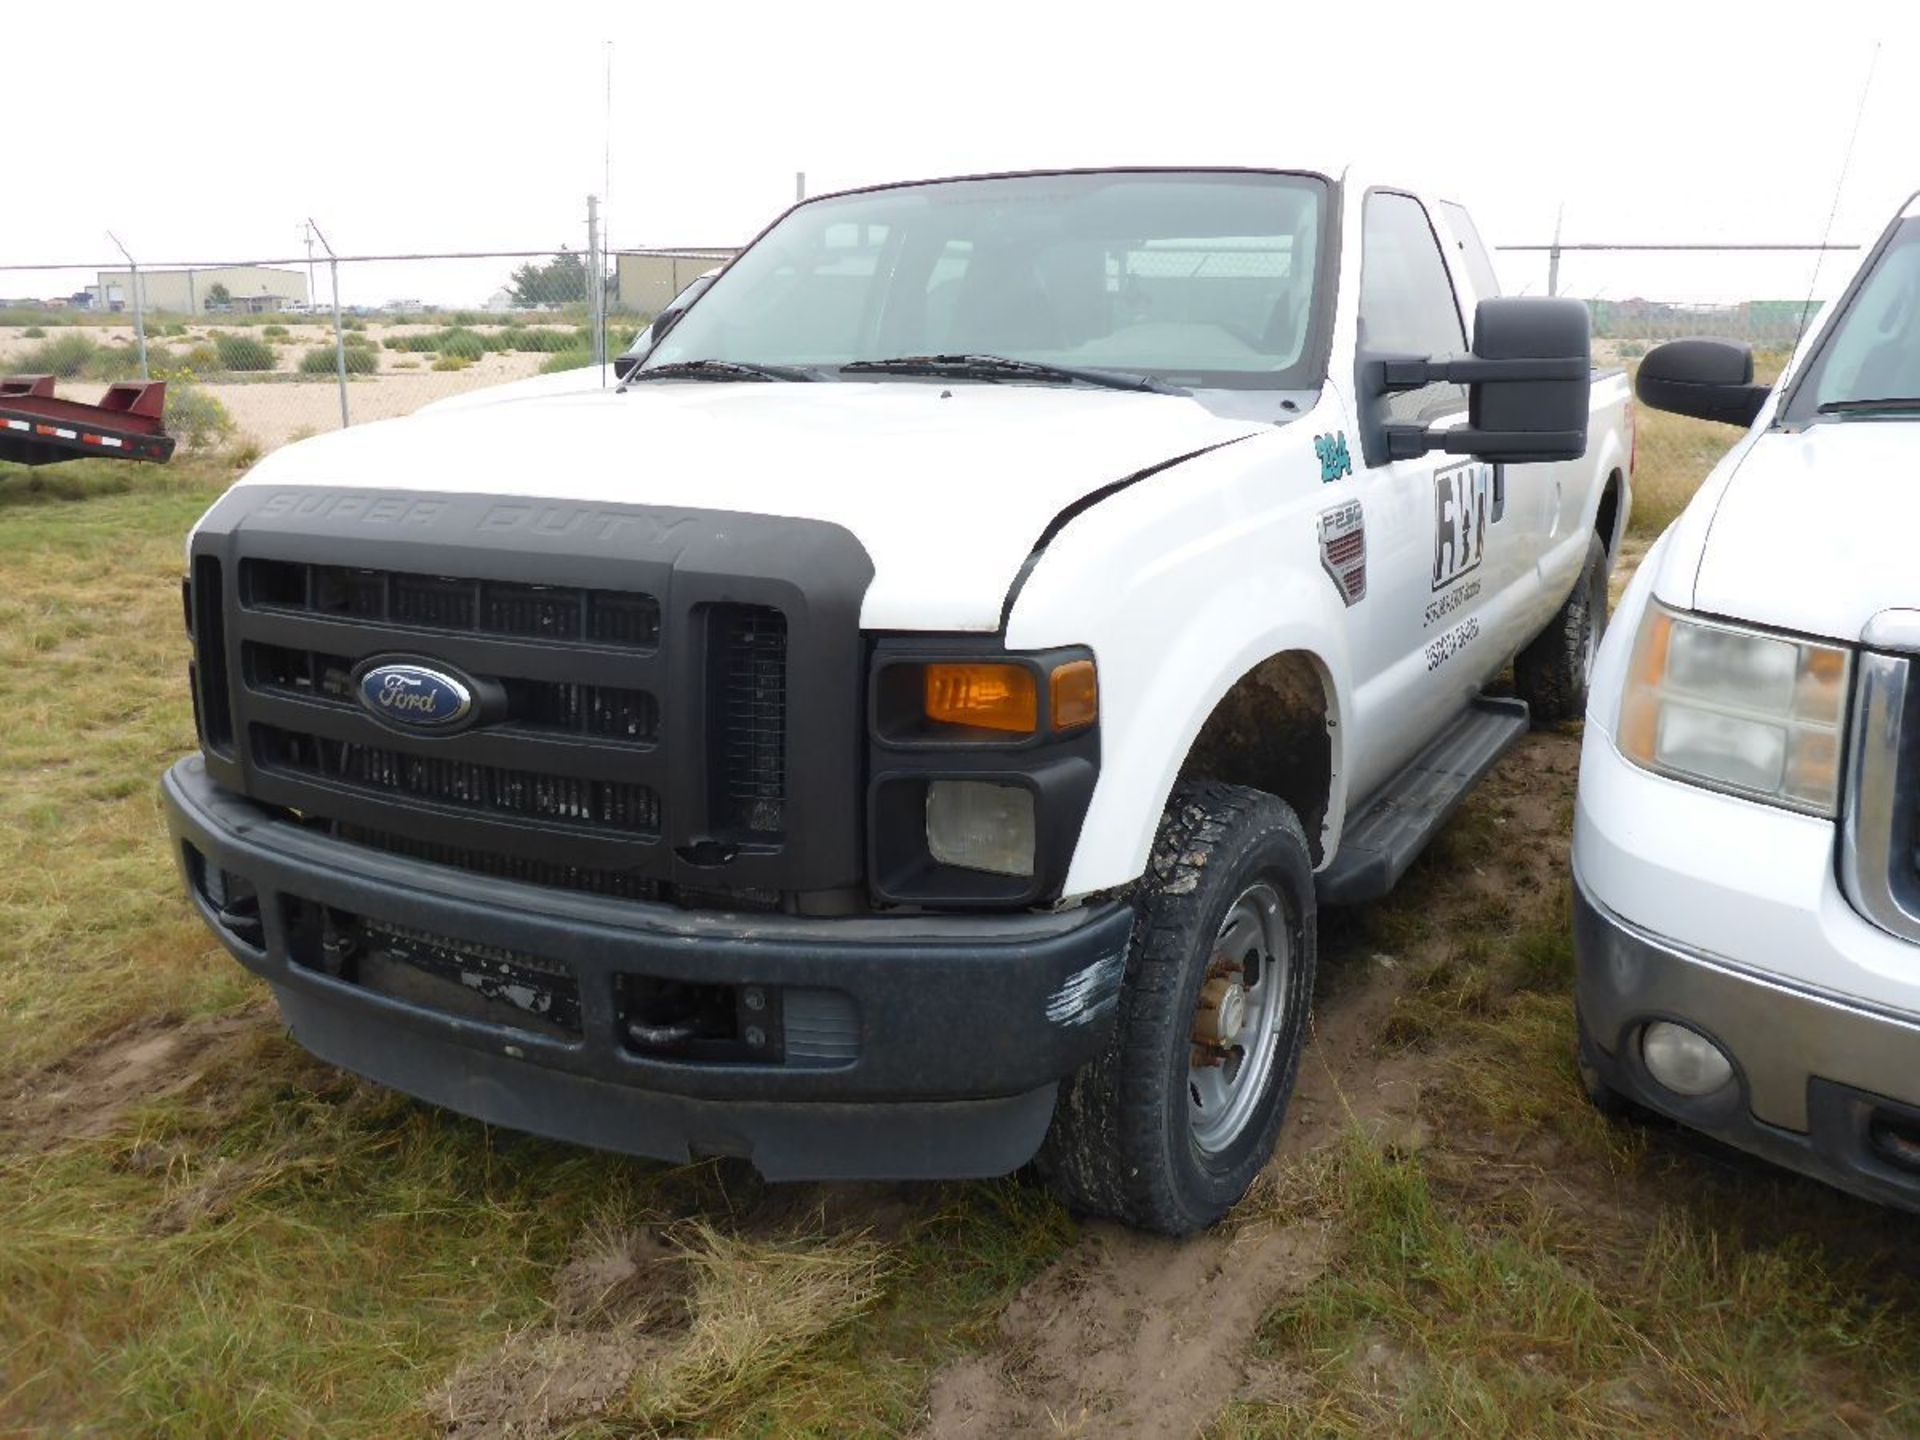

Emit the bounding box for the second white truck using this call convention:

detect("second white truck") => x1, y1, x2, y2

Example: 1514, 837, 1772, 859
164, 166, 1631, 1233
1576, 191, 1920, 1212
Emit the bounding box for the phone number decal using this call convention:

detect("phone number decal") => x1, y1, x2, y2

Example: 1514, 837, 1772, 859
1424, 616, 1480, 672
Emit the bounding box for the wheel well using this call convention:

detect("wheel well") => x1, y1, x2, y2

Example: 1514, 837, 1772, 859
1595, 470, 1623, 554
1177, 652, 1334, 864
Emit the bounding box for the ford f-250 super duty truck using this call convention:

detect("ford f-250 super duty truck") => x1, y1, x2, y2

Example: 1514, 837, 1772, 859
1575, 191, 1920, 1212
164, 167, 1630, 1234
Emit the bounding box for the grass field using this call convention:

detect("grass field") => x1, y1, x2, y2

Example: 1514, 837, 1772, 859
4, 405, 1917, 1438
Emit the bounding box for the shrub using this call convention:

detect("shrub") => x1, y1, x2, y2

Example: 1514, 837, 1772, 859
384, 332, 438, 353
342, 315, 367, 331
431, 354, 471, 372
157, 368, 234, 452
155, 321, 188, 337
182, 342, 220, 370
299, 346, 377, 376
12, 332, 97, 377
436, 329, 488, 361
22, 326, 46, 338
499, 326, 579, 353
343, 331, 375, 350
261, 324, 289, 339
539, 349, 593, 375
86, 342, 163, 381
215, 334, 275, 371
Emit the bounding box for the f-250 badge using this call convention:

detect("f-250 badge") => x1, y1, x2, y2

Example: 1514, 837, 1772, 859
1318, 500, 1366, 606
1313, 431, 1352, 483
1432, 461, 1494, 591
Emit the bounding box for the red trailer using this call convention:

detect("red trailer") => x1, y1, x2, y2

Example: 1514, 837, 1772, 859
0, 374, 175, 466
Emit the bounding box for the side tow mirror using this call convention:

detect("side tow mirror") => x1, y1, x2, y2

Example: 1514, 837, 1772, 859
647, 274, 716, 346
1362, 296, 1593, 466
1636, 338, 1769, 427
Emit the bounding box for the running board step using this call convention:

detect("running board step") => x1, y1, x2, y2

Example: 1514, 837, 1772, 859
1316, 696, 1530, 906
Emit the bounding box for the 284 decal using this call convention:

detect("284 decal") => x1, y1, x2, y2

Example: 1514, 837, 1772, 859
1313, 431, 1352, 483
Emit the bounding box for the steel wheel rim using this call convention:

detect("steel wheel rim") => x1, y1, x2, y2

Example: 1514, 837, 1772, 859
1188, 880, 1291, 1156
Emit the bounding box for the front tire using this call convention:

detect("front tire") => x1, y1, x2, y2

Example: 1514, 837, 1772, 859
1037, 781, 1317, 1235
1515, 532, 1609, 724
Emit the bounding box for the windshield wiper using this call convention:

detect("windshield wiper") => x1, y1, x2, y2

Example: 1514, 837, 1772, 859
1816, 396, 1920, 415
624, 358, 817, 385
841, 353, 1185, 395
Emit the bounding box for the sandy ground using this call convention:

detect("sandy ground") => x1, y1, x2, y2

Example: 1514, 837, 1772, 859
0, 322, 571, 450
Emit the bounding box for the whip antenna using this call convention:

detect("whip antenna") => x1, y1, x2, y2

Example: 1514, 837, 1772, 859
1796, 39, 1879, 347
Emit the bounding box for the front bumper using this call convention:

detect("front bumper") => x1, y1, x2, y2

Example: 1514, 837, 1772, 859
162, 756, 1135, 1180
1575, 877, 1920, 1213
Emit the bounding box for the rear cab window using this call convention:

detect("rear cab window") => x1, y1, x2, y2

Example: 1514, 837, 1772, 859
1434, 200, 1502, 323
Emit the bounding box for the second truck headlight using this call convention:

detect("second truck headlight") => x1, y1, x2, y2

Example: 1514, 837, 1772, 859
1617, 601, 1850, 815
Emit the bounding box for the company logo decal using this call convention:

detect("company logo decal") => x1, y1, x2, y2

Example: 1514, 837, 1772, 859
1432, 461, 1494, 592
355, 661, 476, 731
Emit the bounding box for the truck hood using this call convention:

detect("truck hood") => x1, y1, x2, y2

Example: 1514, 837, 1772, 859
235, 382, 1265, 630
1689, 420, 1920, 643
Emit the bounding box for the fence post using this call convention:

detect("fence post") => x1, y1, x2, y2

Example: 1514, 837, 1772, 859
107, 231, 149, 380
308, 218, 350, 428
1547, 205, 1563, 298
587, 194, 607, 376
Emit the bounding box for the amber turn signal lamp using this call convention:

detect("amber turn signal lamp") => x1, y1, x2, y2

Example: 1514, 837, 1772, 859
1617, 606, 1671, 765
925, 663, 1038, 734
1050, 659, 1098, 730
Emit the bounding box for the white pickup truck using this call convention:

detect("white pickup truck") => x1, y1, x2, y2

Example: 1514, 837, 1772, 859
1575, 192, 1920, 1211
164, 167, 1630, 1234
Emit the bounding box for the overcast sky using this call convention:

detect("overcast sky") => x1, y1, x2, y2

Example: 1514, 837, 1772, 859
7, 0, 1917, 305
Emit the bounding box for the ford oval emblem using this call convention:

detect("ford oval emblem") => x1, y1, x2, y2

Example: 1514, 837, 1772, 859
355, 661, 475, 732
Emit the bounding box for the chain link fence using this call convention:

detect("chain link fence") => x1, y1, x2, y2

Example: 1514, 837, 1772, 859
1490, 240, 1863, 539
0, 228, 1866, 544
0, 230, 737, 458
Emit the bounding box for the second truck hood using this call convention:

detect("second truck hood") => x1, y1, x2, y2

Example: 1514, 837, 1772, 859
236, 381, 1264, 630
1689, 420, 1920, 643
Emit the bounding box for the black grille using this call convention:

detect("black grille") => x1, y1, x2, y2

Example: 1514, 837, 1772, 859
334, 824, 661, 900
191, 556, 235, 755
711, 605, 788, 836
244, 642, 658, 744
242, 559, 661, 649
255, 725, 662, 835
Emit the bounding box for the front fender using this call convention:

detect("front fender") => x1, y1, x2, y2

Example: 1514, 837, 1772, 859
1004, 434, 1355, 896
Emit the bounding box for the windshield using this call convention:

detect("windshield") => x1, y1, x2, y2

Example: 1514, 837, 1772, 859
1791, 216, 1920, 417
641, 170, 1331, 390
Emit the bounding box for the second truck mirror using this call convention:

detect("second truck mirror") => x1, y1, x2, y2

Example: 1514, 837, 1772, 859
1636, 338, 1770, 427
1370, 296, 1593, 465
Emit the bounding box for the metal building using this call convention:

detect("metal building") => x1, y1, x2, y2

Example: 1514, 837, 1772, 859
88, 264, 310, 314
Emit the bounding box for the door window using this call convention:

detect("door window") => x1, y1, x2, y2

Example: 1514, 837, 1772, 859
1360, 192, 1469, 426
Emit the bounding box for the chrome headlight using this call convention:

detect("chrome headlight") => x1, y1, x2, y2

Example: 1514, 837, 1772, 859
1617, 602, 1851, 815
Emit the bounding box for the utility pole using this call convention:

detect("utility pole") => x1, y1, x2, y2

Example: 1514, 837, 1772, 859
795, 171, 806, 203
303, 221, 318, 310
